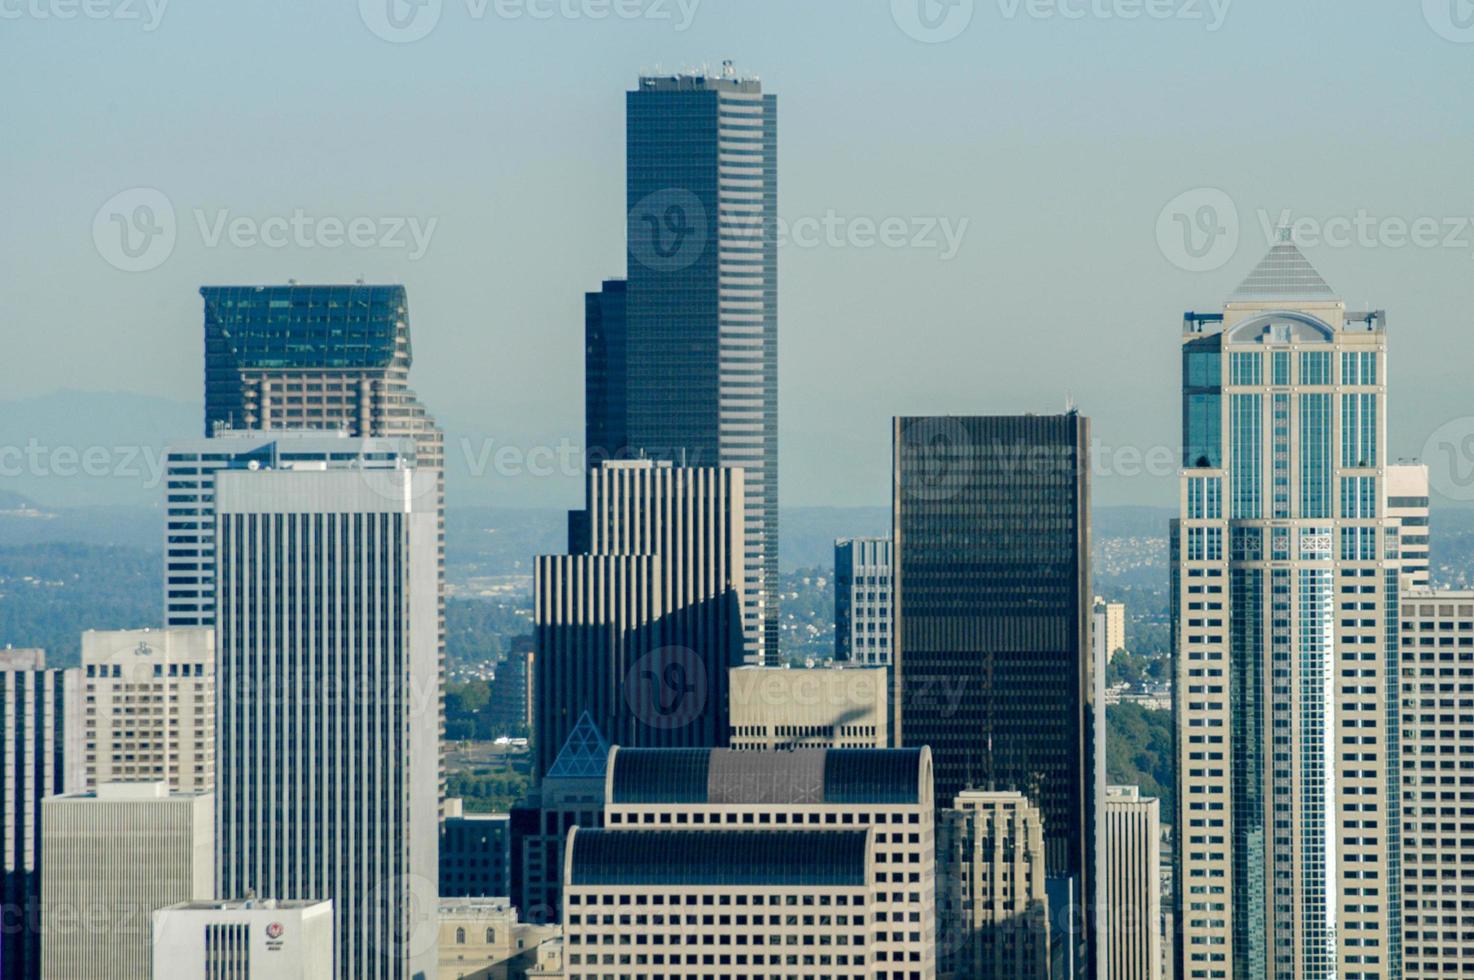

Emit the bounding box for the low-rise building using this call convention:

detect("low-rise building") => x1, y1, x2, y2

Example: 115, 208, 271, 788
437, 899, 559, 979
728, 665, 888, 750
151, 899, 334, 979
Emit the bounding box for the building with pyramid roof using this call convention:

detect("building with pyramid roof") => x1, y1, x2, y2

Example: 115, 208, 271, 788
509, 714, 610, 925
1173, 233, 1399, 980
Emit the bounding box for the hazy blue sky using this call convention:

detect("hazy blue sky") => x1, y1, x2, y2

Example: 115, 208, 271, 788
5, 0, 1474, 509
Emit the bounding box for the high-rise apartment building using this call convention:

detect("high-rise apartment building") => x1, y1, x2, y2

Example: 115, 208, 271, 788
163, 431, 411, 627
214, 464, 440, 980
1095, 597, 1128, 663
152, 899, 335, 980
1398, 591, 1474, 979
40, 782, 214, 980
1172, 237, 1400, 979
936, 789, 1050, 980
72, 628, 214, 792
1104, 785, 1162, 980
893, 412, 1100, 978
0, 649, 75, 980
728, 665, 888, 749
586, 65, 777, 663
537, 460, 745, 777
835, 537, 893, 665
563, 828, 881, 978
1387, 463, 1431, 590
602, 746, 937, 977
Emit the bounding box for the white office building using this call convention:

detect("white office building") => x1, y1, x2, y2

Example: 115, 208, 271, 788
1387, 462, 1431, 590
162, 430, 413, 627
214, 463, 440, 980
40, 782, 214, 980
153, 899, 334, 980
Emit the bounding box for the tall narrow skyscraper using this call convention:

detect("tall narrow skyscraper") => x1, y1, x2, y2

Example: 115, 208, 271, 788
1172, 237, 1400, 980
596, 64, 777, 663
214, 460, 440, 980
893, 412, 1099, 979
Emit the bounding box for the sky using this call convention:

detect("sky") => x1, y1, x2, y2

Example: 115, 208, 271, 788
4, 0, 1474, 510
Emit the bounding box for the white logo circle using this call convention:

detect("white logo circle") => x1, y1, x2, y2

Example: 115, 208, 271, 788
628, 188, 708, 274
1155, 187, 1239, 272
1424, 0, 1474, 42
92, 188, 176, 273
359, 0, 442, 43
1423, 416, 1474, 501
891, 0, 974, 43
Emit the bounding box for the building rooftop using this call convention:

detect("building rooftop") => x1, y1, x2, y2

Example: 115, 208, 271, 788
1227, 237, 1336, 303
160, 899, 329, 912
201, 283, 408, 371
568, 829, 869, 887
609, 747, 926, 806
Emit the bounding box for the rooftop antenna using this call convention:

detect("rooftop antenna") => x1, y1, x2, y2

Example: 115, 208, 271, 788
722, 59, 735, 78
1065, 391, 1077, 414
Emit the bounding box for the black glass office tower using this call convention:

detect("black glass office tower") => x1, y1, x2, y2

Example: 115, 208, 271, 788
893, 413, 1099, 979
584, 279, 629, 467
589, 65, 777, 663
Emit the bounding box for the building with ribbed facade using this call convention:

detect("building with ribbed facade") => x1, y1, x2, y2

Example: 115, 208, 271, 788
1104, 785, 1161, 980
835, 537, 893, 665
214, 464, 440, 980
728, 665, 888, 749
893, 412, 1100, 978
0, 648, 75, 980
152, 899, 335, 980
602, 746, 936, 977
587, 65, 778, 665
40, 782, 213, 980
1387, 463, 1431, 590
1172, 236, 1400, 980
563, 828, 880, 979
937, 789, 1050, 980
72, 627, 214, 792
162, 431, 412, 628
537, 459, 745, 778
1398, 590, 1474, 978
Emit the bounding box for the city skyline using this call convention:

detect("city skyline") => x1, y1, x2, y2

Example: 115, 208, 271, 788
9, 5, 1474, 514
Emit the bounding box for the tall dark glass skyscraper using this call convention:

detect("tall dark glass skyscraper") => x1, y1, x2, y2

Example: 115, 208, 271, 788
893, 413, 1100, 979
585, 65, 778, 663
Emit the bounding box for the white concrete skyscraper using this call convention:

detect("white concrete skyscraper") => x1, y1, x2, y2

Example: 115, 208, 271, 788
214, 459, 440, 980
1173, 235, 1400, 980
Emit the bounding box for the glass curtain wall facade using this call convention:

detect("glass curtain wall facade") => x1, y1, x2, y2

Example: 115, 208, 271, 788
621, 67, 778, 664
892, 413, 1099, 979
